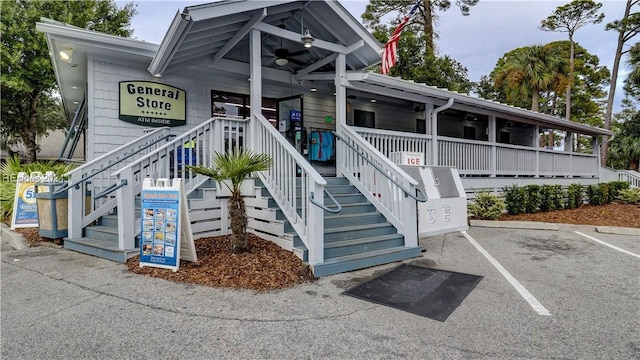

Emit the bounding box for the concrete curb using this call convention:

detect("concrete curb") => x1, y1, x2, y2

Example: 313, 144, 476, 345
469, 220, 639, 236
470, 220, 559, 231
595, 226, 640, 236
0, 223, 28, 250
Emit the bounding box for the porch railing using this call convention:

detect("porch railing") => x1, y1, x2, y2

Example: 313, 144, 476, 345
618, 170, 640, 187
336, 125, 420, 248
251, 113, 328, 265
354, 127, 599, 178
110, 116, 247, 250
65, 127, 175, 240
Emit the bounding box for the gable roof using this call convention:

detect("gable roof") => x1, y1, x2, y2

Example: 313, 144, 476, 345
148, 0, 382, 76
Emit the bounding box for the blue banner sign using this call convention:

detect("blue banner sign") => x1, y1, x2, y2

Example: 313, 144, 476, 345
11, 172, 55, 229
139, 187, 180, 270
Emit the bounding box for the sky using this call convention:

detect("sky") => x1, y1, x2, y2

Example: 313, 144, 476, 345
119, 0, 636, 111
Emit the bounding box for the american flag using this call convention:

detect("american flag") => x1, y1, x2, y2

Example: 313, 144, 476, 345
381, 1, 421, 75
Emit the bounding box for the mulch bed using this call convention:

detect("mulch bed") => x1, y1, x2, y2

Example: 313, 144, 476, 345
125, 233, 316, 292
498, 203, 640, 229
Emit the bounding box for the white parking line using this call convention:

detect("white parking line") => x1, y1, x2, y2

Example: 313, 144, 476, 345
461, 231, 551, 316
574, 231, 640, 259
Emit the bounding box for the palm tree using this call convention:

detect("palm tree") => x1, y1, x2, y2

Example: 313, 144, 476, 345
188, 149, 272, 253
608, 136, 640, 171
492, 44, 567, 112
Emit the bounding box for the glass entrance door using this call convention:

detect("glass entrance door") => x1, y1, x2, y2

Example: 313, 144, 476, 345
276, 95, 304, 155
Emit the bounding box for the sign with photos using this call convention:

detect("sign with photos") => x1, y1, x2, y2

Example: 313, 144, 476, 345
139, 178, 196, 272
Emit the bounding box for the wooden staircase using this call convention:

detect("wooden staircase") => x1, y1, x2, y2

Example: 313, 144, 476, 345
64, 177, 421, 276
260, 177, 422, 277
64, 180, 221, 262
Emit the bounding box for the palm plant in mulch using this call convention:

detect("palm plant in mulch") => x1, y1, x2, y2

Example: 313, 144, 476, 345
187, 149, 272, 253
0, 155, 76, 221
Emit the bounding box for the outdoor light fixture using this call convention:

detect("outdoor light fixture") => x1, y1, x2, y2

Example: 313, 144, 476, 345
275, 57, 289, 66
59, 48, 73, 62
153, 73, 162, 78
310, 88, 317, 92
301, 30, 314, 48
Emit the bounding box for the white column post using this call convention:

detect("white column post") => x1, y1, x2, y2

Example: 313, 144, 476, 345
307, 183, 325, 265
335, 53, 346, 175
116, 169, 135, 250
534, 125, 540, 178
564, 131, 573, 152
249, 29, 262, 152
431, 99, 454, 166
488, 115, 497, 177
67, 172, 84, 239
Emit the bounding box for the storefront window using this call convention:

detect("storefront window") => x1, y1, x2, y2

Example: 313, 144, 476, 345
211, 90, 276, 124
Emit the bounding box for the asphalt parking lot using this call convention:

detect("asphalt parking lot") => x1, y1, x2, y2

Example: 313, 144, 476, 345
2, 224, 638, 359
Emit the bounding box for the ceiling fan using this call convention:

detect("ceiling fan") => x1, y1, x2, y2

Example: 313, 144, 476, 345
271, 23, 308, 67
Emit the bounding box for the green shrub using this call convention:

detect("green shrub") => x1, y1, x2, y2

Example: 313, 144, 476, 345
503, 184, 526, 215
617, 187, 640, 204
608, 181, 630, 200
565, 183, 584, 209
524, 184, 541, 213
586, 185, 604, 206
540, 184, 564, 211
598, 183, 611, 204
468, 192, 506, 220
0, 156, 75, 221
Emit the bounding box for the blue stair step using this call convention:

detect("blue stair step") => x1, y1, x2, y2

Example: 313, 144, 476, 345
84, 225, 119, 242
324, 223, 396, 242
311, 246, 423, 277
64, 237, 137, 263
324, 212, 386, 228
324, 234, 405, 258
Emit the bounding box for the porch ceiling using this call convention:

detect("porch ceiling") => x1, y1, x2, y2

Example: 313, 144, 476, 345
149, 0, 382, 77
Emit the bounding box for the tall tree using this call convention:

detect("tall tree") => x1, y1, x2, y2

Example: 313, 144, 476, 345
488, 41, 609, 147
363, 1, 475, 92
601, 0, 640, 164
623, 42, 640, 103
363, 0, 479, 56
0, 0, 136, 162
540, 0, 605, 122
388, 31, 473, 92
491, 44, 567, 112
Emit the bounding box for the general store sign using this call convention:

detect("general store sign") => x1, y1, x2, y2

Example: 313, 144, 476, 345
119, 81, 186, 127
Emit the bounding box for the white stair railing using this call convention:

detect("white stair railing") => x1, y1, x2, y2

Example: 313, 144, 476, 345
336, 125, 422, 248
65, 127, 174, 240
110, 116, 247, 251
618, 170, 640, 188
251, 113, 328, 265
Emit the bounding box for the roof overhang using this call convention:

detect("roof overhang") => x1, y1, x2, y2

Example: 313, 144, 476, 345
36, 18, 158, 121
342, 71, 614, 137
148, 0, 382, 78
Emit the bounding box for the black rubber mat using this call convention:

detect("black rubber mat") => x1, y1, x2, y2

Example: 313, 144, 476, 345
343, 264, 483, 321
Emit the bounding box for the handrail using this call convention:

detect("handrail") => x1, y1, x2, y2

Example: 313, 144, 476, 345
111, 117, 244, 178
53, 134, 175, 195
333, 131, 428, 202
94, 180, 127, 199
63, 127, 173, 177
253, 114, 326, 185
309, 190, 342, 213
